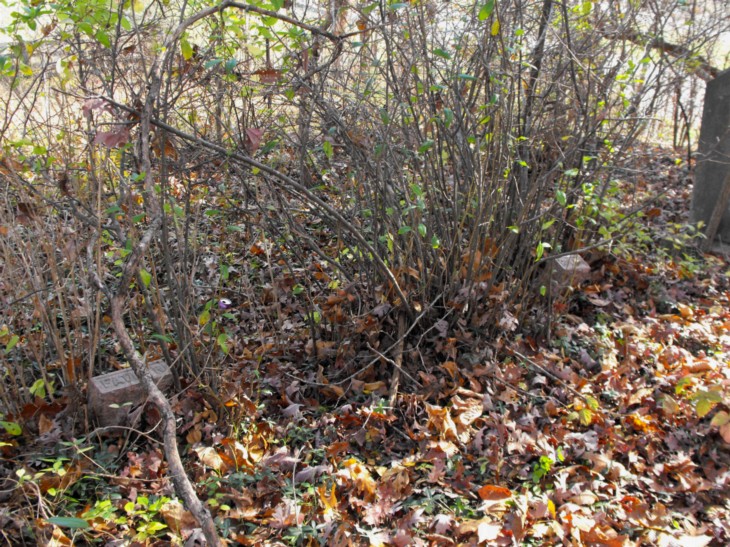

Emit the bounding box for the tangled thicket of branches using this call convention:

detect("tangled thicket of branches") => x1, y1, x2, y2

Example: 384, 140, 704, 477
2, 0, 728, 417
0, 0, 727, 540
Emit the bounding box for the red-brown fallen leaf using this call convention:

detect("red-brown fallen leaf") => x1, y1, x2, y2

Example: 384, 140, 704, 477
646, 207, 662, 218
326, 441, 350, 459
249, 242, 267, 255
38, 414, 55, 436
580, 525, 630, 547
478, 484, 513, 501
441, 360, 459, 378
676, 302, 694, 319
624, 413, 657, 433
151, 133, 178, 159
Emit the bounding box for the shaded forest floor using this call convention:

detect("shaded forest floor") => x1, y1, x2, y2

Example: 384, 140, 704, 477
1, 146, 729, 546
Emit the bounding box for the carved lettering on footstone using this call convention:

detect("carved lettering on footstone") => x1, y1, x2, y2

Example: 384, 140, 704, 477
88, 360, 173, 426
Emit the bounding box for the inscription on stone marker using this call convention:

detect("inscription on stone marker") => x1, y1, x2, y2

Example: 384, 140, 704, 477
89, 360, 172, 426
553, 254, 591, 286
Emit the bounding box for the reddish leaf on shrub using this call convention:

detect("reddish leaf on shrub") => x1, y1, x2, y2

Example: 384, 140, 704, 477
254, 68, 281, 84
82, 98, 112, 119
94, 127, 130, 148
244, 128, 264, 154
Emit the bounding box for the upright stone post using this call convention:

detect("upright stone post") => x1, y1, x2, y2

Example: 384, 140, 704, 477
692, 69, 730, 246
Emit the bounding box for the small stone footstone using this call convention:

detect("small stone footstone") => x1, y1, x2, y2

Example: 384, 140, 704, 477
88, 360, 173, 427
552, 254, 591, 287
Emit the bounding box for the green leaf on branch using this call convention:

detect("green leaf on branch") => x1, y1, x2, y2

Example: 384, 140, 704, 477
217, 333, 229, 354
418, 140, 434, 153
535, 241, 550, 261
541, 218, 556, 230
180, 36, 193, 60
5, 334, 19, 353
46, 517, 90, 530
139, 269, 151, 288
323, 140, 333, 159
433, 48, 451, 59
0, 421, 21, 436
479, 0, 495, 21
579, 408, 593, 425
95, 30, 110, 48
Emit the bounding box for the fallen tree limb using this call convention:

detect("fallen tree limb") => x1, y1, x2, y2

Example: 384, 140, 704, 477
91, 217, 221, 546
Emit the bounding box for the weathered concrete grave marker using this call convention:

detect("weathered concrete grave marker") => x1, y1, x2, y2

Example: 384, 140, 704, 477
552, 254, 591, 288
692, 68, 730, 247
88, 360, 173, 427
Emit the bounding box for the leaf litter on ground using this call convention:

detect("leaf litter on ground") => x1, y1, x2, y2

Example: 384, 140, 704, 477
0, 146, 728, 546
